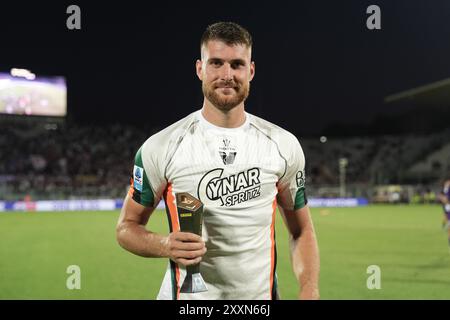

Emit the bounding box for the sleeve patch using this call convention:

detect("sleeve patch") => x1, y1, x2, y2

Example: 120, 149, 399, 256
133, 165, 144, 192
129, 146, 155, 207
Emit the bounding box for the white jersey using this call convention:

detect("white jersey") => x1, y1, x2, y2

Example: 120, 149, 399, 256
129, 109, 307, 300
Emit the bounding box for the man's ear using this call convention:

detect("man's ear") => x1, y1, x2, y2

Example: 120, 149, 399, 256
196, 59, 203, 81
249, 61, 255, 82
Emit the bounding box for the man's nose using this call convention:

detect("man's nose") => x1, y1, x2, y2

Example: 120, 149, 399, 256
220, 63, 233, 81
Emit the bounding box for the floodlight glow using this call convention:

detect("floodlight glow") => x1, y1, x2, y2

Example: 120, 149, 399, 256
10, 68, 36, 80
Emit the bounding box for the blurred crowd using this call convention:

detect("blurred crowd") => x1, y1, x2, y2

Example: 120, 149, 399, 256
0, 122, 152, 200
301, 129, 450, 186
1, 121, 449, 201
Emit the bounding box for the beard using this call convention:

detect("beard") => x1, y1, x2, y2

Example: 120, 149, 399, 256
202, 80, 250, 111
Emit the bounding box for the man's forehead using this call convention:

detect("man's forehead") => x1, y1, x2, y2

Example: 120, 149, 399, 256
201, 40, 251, 60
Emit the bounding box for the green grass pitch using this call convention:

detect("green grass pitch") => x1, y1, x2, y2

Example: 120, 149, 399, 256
1, 205, 449, 299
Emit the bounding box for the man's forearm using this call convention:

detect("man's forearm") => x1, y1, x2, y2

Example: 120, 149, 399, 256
290, 227, 320, 299
116, 222, 168, 258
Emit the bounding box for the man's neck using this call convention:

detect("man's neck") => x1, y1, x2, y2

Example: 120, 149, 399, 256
201, 100, 246, 128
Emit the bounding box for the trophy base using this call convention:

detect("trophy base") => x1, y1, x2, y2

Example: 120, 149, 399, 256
180, 273, 208, 293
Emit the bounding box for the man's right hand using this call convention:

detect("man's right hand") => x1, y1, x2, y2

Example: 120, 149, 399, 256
161, 232, 207, 266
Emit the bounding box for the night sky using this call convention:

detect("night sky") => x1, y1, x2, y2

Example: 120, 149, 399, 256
1, 0, 450, 136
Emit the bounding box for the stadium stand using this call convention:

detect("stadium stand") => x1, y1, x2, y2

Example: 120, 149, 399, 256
1, 122, 448, 202
0, 122, 150, 200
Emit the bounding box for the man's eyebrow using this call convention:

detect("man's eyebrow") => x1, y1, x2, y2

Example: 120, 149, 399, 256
230, 59, 246, 65
207, 58, 223, 63
207, 58, 247, 64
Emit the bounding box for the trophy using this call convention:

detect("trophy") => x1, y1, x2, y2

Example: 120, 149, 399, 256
175, 192, 208, 293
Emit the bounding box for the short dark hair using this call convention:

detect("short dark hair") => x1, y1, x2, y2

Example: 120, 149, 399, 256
201, 22, 252, 50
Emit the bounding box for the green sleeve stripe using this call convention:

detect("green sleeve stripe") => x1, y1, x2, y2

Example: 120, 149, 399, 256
141, 171, 154, 206
294, 187, 308, 210
132, 147, 155, 207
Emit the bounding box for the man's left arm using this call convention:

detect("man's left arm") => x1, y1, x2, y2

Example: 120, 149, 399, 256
279, 204, 320, 300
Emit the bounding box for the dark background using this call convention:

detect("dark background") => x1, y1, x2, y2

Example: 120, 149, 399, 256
1, 0, 449, 136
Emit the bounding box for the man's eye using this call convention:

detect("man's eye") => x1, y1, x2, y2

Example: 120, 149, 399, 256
211, 61, 222, 66
232, 62, 244, 69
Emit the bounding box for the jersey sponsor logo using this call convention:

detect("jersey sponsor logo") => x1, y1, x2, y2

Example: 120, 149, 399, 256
133, 165, 144, 192
219, 138, 237, 165
296, 170, 305, 188
198, 167, 261, 207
